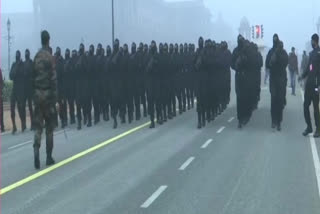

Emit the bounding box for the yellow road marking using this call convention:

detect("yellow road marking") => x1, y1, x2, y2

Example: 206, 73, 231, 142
1, 121, 151, 195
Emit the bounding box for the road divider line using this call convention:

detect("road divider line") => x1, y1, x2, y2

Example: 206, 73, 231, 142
217, 126, 225, 134
8, 140, 32, 150
141, 185, 167, 208
179, 157, 195, 171
0, 121, 151, 195
309, 137, 320, 198
228, 117, 234, 123
201, 139, 212, 149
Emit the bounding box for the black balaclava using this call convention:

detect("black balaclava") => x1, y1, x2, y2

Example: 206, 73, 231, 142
174, 44, 179, 53
237, 35, 245, 48
65, 49, 70, 60
143, 44, 148, 53
179, 44, 184, 54
169, 44, 174, 54
273, 34, 279, 48
89, 45, 95, 56
97, 43, 102, 56
184, 43, 188, 53
79, 43, 85, 55
16, 50, 21, 62
56, 47, 61, 57
198, 37, 204, 49
72, 50, 77, 58
123, 44, 129, 54
159, 43, 164, 54
132, 42, 137, 54
151, 41, 157, 54
164, 43, 168, 53
114, 39, 120, 53
25, 49, 30, 60
106, 45, 112, 57
138, 43, 143, 52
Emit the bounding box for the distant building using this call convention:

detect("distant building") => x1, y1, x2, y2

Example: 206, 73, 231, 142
33, 0, 214, 47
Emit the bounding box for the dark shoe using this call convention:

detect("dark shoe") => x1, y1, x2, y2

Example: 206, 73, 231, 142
121, 117, 126, 124
197, 123, 202, 129
12, 125, 17, 135
238, 123, 242, 129
22, 123, 26, 132
77, 121, 82, 130
70, 118, 76, 124
34, 148, 40, 169
149, 121, 155, 129
314, 129, 320, 138
87, 121, 92, 127
46, 156, 55, 166
303, 127, 313, 136
277, 124, 281, 131
113, 118, 118, 129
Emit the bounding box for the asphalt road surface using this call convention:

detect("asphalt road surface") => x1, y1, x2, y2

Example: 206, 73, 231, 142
1, 86, 320, 214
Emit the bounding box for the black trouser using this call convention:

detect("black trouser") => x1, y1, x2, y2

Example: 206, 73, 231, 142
83, 94, 92, 124
236, 73, 251, 123
26, 94, 34, 128
58, 95, 67, 125
10, 92, 26, 129
76, 97, 85, 124
67, 95, 75, 123
304, 88, 320, 130
270, 77, 286, 125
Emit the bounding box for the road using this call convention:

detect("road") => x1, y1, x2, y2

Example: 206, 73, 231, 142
1, 86, 320, 214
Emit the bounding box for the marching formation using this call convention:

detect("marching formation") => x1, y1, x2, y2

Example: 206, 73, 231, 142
8, 37, 234, 135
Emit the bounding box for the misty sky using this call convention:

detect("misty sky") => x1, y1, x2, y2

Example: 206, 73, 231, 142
2, 0, 320, 51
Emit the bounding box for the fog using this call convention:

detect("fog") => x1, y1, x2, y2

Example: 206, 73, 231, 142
1, 0, 320, 76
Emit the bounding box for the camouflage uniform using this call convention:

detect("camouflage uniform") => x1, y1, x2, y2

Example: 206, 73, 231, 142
33, 47, 57, 158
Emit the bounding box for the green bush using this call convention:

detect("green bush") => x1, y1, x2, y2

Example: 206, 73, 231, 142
3, 80, 13, 102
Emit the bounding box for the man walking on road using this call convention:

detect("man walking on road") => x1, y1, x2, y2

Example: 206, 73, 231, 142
32, 30, 57, 169
299, 34, 320, 138
288, 47, 299, 95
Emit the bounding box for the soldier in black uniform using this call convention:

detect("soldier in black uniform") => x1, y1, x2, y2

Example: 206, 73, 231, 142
299, 34, 320, 137
102, 45, 112, 122
110, 39, 122, 129
141, 44, 149, 118
85, 44, 96, 127
10, 50, 26, 134
146, 41, 159, 128
24, 49, 34, 130
94, 44, 105, 125
64, 49, 76, 124
195, 37, 207, 128
75, 44, 87, 130
129, 42, 140, 121
55, 47, 67, 128
266, 35, 288, 131
120, 44, 130, 123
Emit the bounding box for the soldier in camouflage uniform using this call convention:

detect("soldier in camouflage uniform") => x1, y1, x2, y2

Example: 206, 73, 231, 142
32, 30, 57, 169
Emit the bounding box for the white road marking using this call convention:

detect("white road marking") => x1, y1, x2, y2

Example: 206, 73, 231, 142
228, 117, 234, 123
179, 157, 195, 170
299, 87, 320, 198
141, 185, 168, 208
309, 137, 320, 198
217, 126, 226, 134
8, 140, 32, 150
201, 139, 212, 149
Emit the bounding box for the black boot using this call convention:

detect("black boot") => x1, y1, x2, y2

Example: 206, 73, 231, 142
34, 147, 40, 169
70, 117, 76, 125
77, 120, 82, 130
303, 127, 313, 136
22, 121, 26, 132
87, 120, 92, 127
113, 117, 118, 129
12, 123, 17, 135
197, 113, 202, 129
46, 149, 55, 166
314, 128, 320, 138
149, 120, 155, 129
